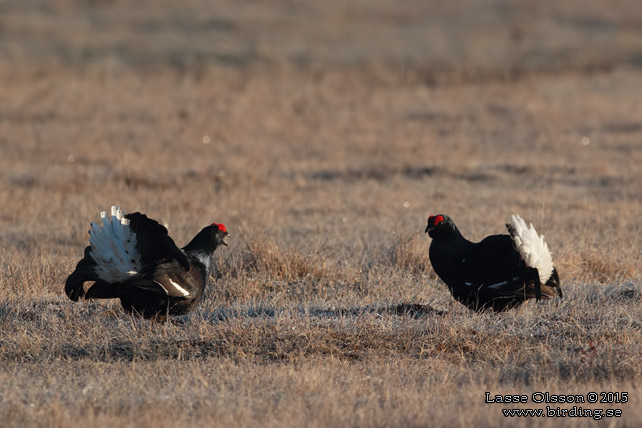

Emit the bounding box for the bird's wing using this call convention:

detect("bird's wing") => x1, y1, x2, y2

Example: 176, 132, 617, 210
125, 212, 190, 272
460, 235, 526, 296
121, 260, 204, 298
462, 234, 557, 301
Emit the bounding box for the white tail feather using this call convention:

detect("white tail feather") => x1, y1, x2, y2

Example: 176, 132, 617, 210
508, 215, 554, 283
89, 206, 141, 282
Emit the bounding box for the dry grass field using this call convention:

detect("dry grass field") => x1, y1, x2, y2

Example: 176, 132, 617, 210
1, 1, 642, 426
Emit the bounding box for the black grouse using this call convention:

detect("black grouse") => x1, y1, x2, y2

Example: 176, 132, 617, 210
425, 214, 561, 311
65, 206, 228, 318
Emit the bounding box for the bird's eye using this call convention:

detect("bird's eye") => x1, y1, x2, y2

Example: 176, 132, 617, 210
434, 215, 444, 225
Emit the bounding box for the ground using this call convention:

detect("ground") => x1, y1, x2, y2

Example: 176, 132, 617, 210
0, 1, 641, 426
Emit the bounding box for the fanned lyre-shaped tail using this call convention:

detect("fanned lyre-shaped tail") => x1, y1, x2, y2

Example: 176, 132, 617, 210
65, 206, 191, 302
506, 214, 561, 301
65, 206, 142, 301
506, 215, 554, 283
90, 206, 142, 283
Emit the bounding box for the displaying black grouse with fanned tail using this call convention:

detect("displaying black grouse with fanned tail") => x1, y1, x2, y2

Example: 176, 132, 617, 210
65, 206, 228, 318
425, 214, 561, 311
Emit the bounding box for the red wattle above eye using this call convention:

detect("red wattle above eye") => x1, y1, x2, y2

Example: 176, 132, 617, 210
212, 223, 227, 233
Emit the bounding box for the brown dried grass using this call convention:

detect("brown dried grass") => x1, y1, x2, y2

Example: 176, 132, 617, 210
1, 1, 642, 426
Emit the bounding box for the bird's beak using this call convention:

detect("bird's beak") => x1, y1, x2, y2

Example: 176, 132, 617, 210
425, 224, 432, 234
221, 233, 230, 246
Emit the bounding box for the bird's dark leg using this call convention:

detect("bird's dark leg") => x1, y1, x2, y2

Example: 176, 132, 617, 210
527, 267, 542, 301
548, 268, 562, 298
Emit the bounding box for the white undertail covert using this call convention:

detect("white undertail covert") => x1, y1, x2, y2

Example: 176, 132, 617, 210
508, 214, 554, 283
89, 206, 142, 282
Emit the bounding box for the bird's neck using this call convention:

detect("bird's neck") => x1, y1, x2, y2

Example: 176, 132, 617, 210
186, 249, 214, 275
183, 228, 216, 255
429, 227, 472, 282
183, 228, 219, 276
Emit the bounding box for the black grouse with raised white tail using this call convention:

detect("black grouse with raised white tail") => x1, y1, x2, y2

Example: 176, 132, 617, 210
65, 206, 228, 318
425, 214, 561, 311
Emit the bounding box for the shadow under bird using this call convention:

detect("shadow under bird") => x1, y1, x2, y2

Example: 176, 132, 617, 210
65, 206, 228, 318
425, 214, 561, 311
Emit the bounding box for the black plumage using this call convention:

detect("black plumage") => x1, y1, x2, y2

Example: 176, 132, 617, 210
65, 208, 228, 318
425, 214, 561, 311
